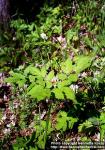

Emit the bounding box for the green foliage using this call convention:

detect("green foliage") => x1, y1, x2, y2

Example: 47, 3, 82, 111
99, 112, 105, 141
56, 111, 78, 131
73, 55, 92, 73
0, 5, 63, 71
5, 55, 93, 103
28, 85, 51, 101
34, 120, 53, 149
4, 54, 93, 149
5, 71, 26, 87
78, 120, 93, 133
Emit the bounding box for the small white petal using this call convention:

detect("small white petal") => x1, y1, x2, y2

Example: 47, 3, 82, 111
40, 33, 48, 40
70, 84, 78, 92
3, 128, 10, 134
6, 124, 11, 128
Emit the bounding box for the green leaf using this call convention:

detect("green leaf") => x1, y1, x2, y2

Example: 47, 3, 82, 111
57, 73, 67, 80
30, 67, 41, 76
40, 67, 47, 78
5, 72, 26, 86
52, 6, 60, 15
56, 117, 67, 131
5, 77, 15, 84
17, 79, 26, 87
12, 72, 25, 80
61, 58, 72, 74
59, 111, 67, 117
29, 75, 35, 82
13, 137, 26, 149
56, 111, 68, 131
41, 120, 46, 128
62, 87, 76, 101
69, 74, 78, 82
36, 77, 45, 87
27, 83, 35, 92
46, 70, 54, 81
34, 125, 40, 138
52, 88, 64, 99
29, 147, 37, 150
27, 85, 50, 101
41, 120, 53, 134
78, 120, 93, 132
68, 117, 78, 129
12, 146, 18, 150
88, 117, 99, 126
100, 127, 105, 141
24, 66, 41, 76
74, 56, 92, 73
37, 134, 45, 149
46, 81, 52, 88
57, 80, 70, 88
66, 30, 76, 44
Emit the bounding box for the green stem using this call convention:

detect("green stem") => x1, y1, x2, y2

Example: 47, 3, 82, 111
44, 103, 52, 148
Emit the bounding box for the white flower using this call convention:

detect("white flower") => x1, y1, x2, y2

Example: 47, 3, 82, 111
3, 128, 10, 134
13, 37, 16, 41
81, 72, 87, 77
46, 99, 49, 103
70, 84, 78, 92
6, 124, 11, 128
40, 33, 48, 40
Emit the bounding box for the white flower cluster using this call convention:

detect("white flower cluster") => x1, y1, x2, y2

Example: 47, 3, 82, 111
2, 114, 16, 134
40, 33, 48, 40
70, 84, 79, 93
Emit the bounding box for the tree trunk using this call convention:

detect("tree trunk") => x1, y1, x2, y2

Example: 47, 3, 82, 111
0, 0, 10, 30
